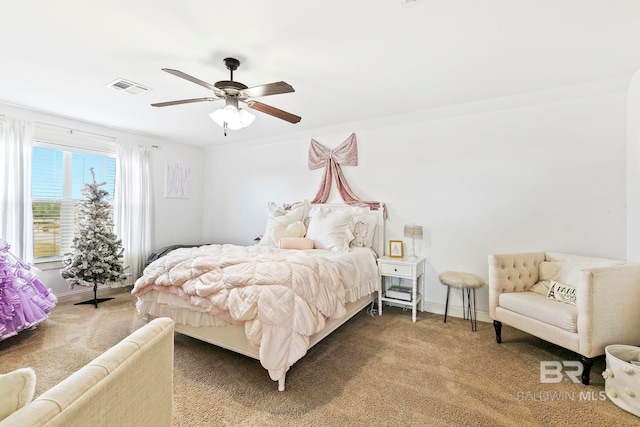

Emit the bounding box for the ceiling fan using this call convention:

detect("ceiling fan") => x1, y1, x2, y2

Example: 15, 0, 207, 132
152, 57, 301, 135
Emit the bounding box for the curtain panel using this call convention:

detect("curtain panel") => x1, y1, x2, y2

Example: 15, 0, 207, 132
0, 117, 34, 262
114, 142, 152, 285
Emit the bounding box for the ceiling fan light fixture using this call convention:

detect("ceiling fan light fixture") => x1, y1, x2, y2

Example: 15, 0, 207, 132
209, 108, 227, 128
236, 108, 255, 128
209, 104, 255, 133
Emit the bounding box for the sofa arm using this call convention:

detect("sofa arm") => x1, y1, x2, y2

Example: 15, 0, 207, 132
578, 264, 640, 357
488, 252, 545, 318
0, 317, 175, 427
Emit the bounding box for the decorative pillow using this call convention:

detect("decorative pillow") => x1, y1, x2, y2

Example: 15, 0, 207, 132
544, 252, 624, 264
305, 208, 353, 252
546, 280, 577, 305
530, 260, 621, 296
279, 237, 315, 250
0, 368, 36, 421
529, 281, 551, 295
349, 209, 378, 248
270, 221, 306, 246
350, 221, 369, 248
540, 261, 593, 284
258, 200, 310, 247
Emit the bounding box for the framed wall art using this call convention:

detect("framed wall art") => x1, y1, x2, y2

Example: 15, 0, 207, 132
389, 240, 404, 258
165, 163, 191, 199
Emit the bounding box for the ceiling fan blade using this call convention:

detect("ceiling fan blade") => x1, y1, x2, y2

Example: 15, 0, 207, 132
246, 101, 301, 124
241, 81, 295, 98
151, 97, 218, 107
161, 68, 225, 96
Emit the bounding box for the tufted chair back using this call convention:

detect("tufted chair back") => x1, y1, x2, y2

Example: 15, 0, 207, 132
488, 252, 544, 318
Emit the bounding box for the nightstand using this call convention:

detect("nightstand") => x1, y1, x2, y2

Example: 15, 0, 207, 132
377, 256, 425, 322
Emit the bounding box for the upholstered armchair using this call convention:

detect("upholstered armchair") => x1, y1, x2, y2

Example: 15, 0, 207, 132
489, 252, 640, 384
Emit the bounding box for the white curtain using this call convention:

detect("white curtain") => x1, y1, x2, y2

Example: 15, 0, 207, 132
0, 117, 34, 262
114, 141, 152, 285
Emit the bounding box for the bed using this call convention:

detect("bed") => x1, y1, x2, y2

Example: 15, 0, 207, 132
132, 202, 385, 391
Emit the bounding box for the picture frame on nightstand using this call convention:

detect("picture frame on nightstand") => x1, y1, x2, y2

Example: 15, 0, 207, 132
389, 240, 403, 258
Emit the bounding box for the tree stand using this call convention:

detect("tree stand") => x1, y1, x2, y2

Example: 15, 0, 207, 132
74, 284, 113, 309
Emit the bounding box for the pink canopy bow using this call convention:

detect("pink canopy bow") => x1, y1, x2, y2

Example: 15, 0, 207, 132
308, 133, 386, 217
308, 132, 358, 170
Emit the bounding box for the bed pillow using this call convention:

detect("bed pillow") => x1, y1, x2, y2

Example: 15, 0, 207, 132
257, 202, 285, 246
279, 237, 314, 250
0, 368, 36, 421
258, 200, 310, 247
305, 208, 353, 252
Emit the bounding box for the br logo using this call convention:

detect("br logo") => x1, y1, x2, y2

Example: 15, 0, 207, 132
540, 361, 583, 384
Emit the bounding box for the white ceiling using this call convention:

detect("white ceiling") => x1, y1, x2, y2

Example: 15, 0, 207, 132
2, 0, 640, 147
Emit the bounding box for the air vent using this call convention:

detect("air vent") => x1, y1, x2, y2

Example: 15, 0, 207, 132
106, 78, 150, 95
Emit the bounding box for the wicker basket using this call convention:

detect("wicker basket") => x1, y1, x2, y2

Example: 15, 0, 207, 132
603, 345, 640, 417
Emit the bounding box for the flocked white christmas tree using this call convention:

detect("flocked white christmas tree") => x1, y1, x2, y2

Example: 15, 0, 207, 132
60, 168, 125, 307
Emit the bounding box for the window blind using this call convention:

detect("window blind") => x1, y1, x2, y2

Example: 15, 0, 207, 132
32, 145, 116, 260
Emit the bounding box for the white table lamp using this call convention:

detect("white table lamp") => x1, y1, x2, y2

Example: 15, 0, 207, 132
404, 224, 423, 260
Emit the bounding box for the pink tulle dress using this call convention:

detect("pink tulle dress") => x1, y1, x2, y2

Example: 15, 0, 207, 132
0, 239, 57, 341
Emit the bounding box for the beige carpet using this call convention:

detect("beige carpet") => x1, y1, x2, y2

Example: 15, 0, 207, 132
1, 289, 638, 427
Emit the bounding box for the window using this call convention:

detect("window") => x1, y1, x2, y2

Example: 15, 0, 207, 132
32, 144, 116, 260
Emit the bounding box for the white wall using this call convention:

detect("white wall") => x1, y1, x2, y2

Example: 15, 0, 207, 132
0, 103, 205, 298
627, 70, 640, 262
203, 86, 628, 318
2, 81, 630, 310
147, 141, 205, 250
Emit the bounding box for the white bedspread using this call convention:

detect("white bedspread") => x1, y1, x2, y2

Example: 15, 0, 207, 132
132, 244, 379, 380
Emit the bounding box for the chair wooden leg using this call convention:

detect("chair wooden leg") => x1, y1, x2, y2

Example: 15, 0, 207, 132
580, 356, 594, 385
493, 320, 502, 343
